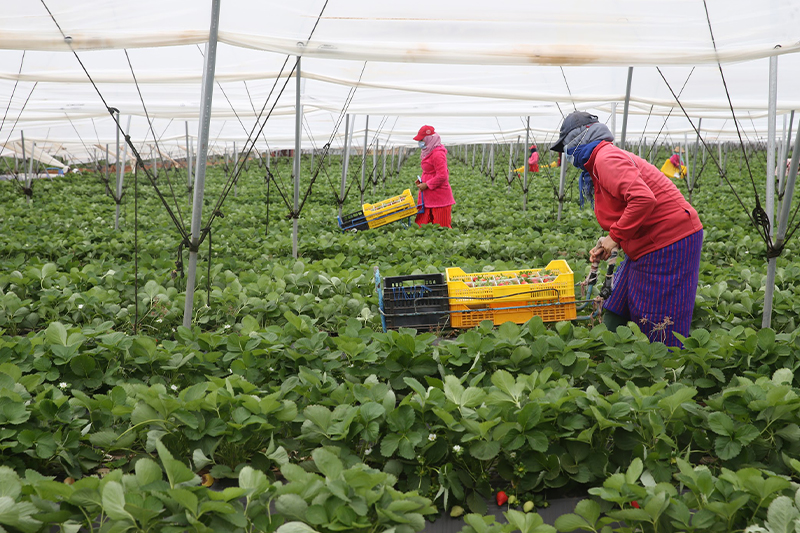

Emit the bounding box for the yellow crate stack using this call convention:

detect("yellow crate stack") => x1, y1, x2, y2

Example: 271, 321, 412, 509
363, 189, 419, 229
445, 259, 577, 328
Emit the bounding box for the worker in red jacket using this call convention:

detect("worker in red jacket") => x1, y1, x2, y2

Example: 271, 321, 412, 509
551, 111, 703, 347
413, 125, 455, 228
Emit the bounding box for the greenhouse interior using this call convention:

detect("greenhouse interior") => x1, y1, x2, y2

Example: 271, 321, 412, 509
2, 1, 800, 532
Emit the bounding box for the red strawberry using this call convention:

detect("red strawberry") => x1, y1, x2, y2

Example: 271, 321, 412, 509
631, 500, 640, 509
496, 491, 508, 506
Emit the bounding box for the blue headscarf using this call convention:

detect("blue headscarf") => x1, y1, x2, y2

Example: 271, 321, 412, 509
568, 141, 602, 208
562, 122, 614, 209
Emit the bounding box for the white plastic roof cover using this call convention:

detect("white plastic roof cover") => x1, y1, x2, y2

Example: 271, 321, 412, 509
0, 1, 799, 160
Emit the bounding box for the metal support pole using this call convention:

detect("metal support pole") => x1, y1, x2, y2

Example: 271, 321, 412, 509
763, 121, 800, 328
480, 143, 486, 173
339, 114, 350, 218
610, 102, 617, 145
689, 118, 701, 203
233, 141, 238, 197
471, 143, 476, 168
105, 144, 110, 193
372, 137, 378, 195
489, 143, 495, 182
766, 56, 779, 235
185, 121, 192, 190
20, 131, 26, 189
292, 56, 302, 259
182, 0, 221, 328
115, 115, 131, 230
507, 142, 514, 191
620, 67, 634, 149
381, 145, 387, 190
557, 152, 567, 220
26, 141, 35, 203
360, 115, 368, 203
779, 111, 795, 204
523, 117, 530, 211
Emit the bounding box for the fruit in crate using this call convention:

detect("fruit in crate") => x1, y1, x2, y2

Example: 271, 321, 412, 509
463, 269, 558, 288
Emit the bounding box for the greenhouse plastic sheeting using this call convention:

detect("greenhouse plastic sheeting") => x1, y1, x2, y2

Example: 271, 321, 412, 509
0, 1, 798, 158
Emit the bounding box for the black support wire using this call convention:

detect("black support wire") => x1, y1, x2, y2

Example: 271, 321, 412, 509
40, 0, 192, 244
123, 49, 188, 232
657, 65, 773, 252
645, 67, 695, 162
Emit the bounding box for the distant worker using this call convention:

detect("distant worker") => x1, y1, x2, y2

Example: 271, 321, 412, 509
528, 145, 540, 172
660, 147, 687, 180
550, 111, 703, 348
413, 125, 455, 228
513, 145, 540, 176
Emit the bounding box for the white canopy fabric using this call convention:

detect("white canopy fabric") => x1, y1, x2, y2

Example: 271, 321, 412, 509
1, 1, 799, 159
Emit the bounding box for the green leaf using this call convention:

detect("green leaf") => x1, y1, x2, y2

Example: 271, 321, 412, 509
0, 496, 42, 533
276, 522, 320, 533
0, 468, 21, 500
707, 412, 734, 436
69, 354, 96, 377
469, 441, 500, 460
764, 495, 798, 533
134, 458, 162, 486
45, 322, 68, 346
169, 488, 198, 516
275, 494, 309, 521
238, 466, 270, 498
625, 458, 643, 485
101, 481, 134, 521
313, 448, 344, 479
156, 440, 199, 488
757, 328, 776, 351
554, 513, 592, 532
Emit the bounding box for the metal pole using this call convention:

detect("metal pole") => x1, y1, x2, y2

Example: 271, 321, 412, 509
763, 120, 800, 328
182, 0, 221, 328
619, 67, 633, 149
233, 141, 238, 197
472, 143, 476, 168
105, 144, 110, 192
339, 114, 350, 218
778, 112, 794, 209
381, 145, 387, 190
361, 115, 368, 203
185, 121, 193, 190
764, 56, 778, 236
115, 115, 131, 230
689, 118, 701, 203
557, 152, 567, 220
480, 143, 486, 173
372, 136, 378, 195
20, 131, 26, 189
610, 102, 617, 145
766, 56, 778, 235
292, 57, 302, 259
489, 143, 495, 182
26, 140, 35, 203
507, 142, 514, 191
523, 117, 530, 211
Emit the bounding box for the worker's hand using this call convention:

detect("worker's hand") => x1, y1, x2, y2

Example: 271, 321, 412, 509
589, 235, 619, 263
416, 182, 429, 191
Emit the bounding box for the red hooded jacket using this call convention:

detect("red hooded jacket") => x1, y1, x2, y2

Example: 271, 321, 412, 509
418, 146, 455, 208
586, 141, 702, 260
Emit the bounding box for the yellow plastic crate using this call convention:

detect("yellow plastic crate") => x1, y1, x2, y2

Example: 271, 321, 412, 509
363, 189, 419, 229
446, 260, 577, 328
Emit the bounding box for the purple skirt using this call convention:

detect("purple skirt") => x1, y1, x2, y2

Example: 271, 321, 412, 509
604, 230, 703, 347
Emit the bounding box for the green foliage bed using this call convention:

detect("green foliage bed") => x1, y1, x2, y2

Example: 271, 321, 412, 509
2, 146, 800, 532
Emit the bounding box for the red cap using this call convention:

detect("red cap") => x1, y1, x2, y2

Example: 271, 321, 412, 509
414, 125, 435, 141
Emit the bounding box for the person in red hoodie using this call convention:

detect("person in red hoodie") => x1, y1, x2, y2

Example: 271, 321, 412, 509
413, 125, 455, 228
551, 111, 703, 347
